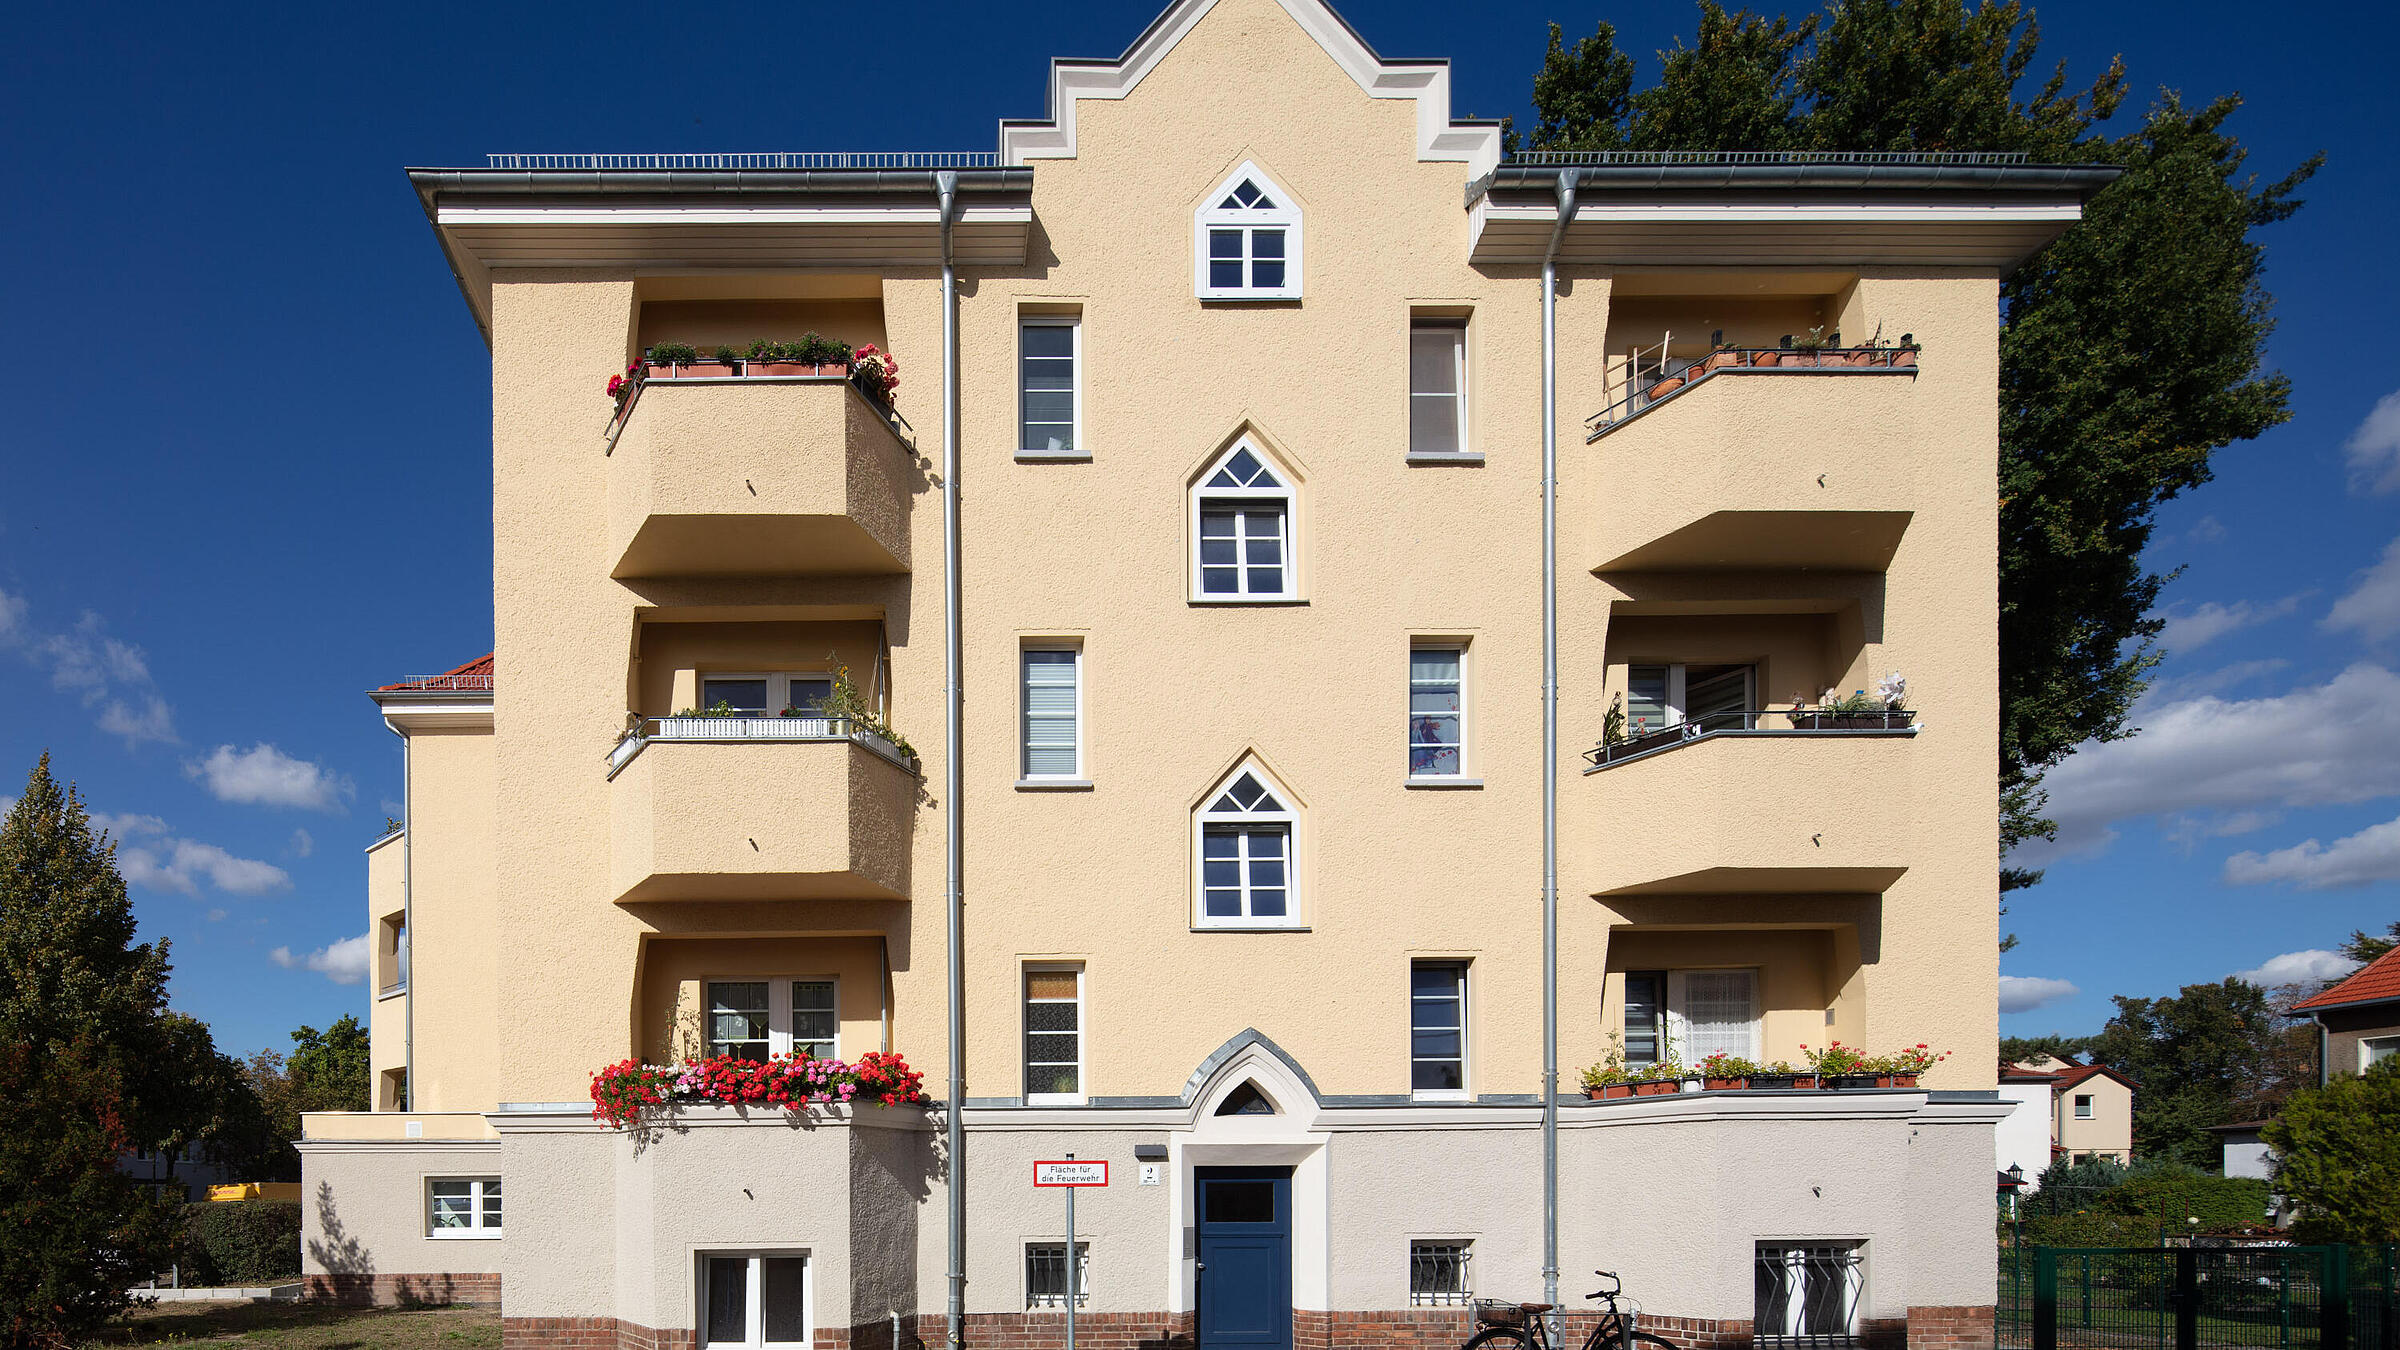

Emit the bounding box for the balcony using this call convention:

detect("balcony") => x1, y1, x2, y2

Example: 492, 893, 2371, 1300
606, 375, 918, 579
1580, 723, 1915, 897
1582, 347, 1920, 575
608, 717, 917, 904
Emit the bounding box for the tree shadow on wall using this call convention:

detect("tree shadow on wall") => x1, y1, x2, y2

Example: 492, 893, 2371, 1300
306, 1180, 374, 1278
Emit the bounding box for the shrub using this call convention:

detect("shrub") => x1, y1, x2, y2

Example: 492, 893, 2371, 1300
2099, 1166, 2272, 1230
180, 1199, 302, 1284
2264, 1058, 2400, 1243
646, 341, 699, 364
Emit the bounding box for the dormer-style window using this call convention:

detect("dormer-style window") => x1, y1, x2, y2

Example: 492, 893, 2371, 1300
1195, 759, 1301, 930
1190, 441, 1296, 602
1195, 163, 1301, 301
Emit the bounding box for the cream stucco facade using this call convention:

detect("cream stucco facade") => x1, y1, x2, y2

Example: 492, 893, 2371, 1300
300, 1, 2112, 1345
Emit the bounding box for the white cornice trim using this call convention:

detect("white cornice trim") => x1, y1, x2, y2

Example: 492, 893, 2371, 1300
1479, 201, 2087, 226
1000, 0, 1501, 176
295, 1139, 501, 1155
437, 205, 1031, 228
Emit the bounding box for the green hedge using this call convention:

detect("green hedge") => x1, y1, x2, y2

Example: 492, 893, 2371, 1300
2098, 1169, 2272, 1229
179, 1199, 300, 1284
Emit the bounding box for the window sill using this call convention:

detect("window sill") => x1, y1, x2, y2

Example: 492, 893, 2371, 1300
427, 1231, 503, 1241
1016, 449, 1092, 464
1015, 778, 1094, 792
1412, 1090, 1471, 1103
1198, 292, 1303, 304
1025, 1095, 1087, 1107
1187, 597, 1307, 607
377, 983, 409, 1001
1192, 923, 1311, 934
1406, 777, 1483, 790
1405, 451, 1485, 467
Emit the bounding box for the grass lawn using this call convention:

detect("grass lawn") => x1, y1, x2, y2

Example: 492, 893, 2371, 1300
82, 1301, 499, 1348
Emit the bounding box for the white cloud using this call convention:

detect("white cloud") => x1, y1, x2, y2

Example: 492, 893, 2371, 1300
2224, 812, 2400, 890
289, 828, 314, 858
2325, 537, 2400, 645
270, 932, 370, 985
2155, 595, 2303, 653
2000, 976, 2080, 1013
2021, 664, 2400, 863
2188, 515, 2227, 545
2345, 390, 2400, 495
2149, 657, 2290, 704
120, 838, 292, 897
0, 591, 177, 746
90, 811, 170, 839
2231, 949, 2360, 986
185, 743, 353, 812
204, 908, 227, 922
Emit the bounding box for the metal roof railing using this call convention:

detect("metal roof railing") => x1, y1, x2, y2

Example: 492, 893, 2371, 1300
386, 672, 495, 692
1502, 149, 2031, 167
483, 151, 1000, 171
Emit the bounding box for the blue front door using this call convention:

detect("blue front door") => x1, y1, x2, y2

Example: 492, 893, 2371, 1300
1196, 1167, 1293, 1350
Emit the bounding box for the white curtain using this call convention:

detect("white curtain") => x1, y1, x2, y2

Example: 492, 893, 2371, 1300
1670, 970, 1758, 1062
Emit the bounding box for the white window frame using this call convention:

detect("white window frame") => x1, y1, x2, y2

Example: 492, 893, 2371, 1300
1018, 644, 1085, 785
703, 977, 842, 1061
1193, 757, 1302, 931
426, 1176, 502, 1239
697, 671, 835, 717
1018, 315, 1084, 460
2364, 1036, 2400, 1072
2073, 1093, 2094, 1120
1408, 643, 1468, 781
1194, 161, 1302, 301
1626, 662, 1757, 733
1024, 1239, 1092, 1310
1407, 317, 1470, 459
698, 1251, 812, 1350
1189, 441, 1296, 603
1665, 968, 1761, 1064
1024, 964, 1085, 1106
1410, 960, 1470, 1102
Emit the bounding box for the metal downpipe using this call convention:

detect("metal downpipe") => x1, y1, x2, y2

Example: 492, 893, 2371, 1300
1540, 168, 1578, 1333
389, 719, 413, 1112
938, 169, 968, 1350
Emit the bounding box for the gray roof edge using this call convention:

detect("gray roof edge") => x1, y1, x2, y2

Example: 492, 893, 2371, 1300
1470, 161, 2122, 204
407, 167, 1033, 200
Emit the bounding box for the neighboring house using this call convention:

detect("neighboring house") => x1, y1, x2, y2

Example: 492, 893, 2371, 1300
1995, 1076, 2056, 1187
118, 1144, 234, 1202
293, 1, 2111, 1346
2291, 945, 2400, 1082
2001, 1057, 2137, 1164
2209, 1121, 2272, 1182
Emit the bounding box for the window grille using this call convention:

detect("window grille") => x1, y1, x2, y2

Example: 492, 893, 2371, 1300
1754, 1244, 1863, 1346
1410, 1241, 1473, 1306
1026, 1241, 1090, 1309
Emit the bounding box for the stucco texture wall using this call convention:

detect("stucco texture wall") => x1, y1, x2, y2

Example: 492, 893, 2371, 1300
299, 1142, 502, 1280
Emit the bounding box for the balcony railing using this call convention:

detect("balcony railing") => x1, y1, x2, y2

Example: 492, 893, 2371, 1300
608, 715, 914, 778
1585, 708, 1916, 770
386, 672, 494, 692
1586, 344, 1918, 440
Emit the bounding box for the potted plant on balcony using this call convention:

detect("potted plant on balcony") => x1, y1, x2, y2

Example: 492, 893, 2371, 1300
1697, 1052, 1760, 1091
1786, 327, 1835, 368
1745, 1060, 1814, 1090
1630, 1059, 1686, 1096
1866, 1044, 1948, 1088
853, 343, 900, 405
1791, 674, 1911, 730
1890, 333, 1919, 368
1579, 1039, 1635, 1099
1804, 1041, 1878, 1089
643, 341, 702, 378
1699, 331, 1745, 376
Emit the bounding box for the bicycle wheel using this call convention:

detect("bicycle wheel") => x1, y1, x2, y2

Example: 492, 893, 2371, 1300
1625, 1333, 1677, 1350
1464, 1325, 1540, 1350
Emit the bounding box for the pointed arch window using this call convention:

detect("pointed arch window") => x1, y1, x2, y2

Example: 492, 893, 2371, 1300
1191, 442, 1295, 602
1195, 761, 1300, 930
1195, 162, 1301, 301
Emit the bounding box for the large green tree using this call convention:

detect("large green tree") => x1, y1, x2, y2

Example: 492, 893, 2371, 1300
2263, 1059, 2400, 1244
2084, 978, 2306, 1167
1522, 0, 2317, 919
0, 757, 183, 1343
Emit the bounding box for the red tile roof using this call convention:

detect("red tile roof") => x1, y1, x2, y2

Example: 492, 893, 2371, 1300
2000, 1062, 2138, 1092
377, 653, 494, 693
2293, 945, 2400, 1012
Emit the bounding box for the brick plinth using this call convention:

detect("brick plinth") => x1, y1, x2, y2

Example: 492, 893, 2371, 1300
303, 1272, 500, 1307
1903, 1305, 1996, 1350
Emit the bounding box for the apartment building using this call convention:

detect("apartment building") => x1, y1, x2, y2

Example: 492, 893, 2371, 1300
295, 2, 2113, 1348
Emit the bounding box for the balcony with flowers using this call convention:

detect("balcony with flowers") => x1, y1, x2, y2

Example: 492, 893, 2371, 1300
604, 333, 920, 579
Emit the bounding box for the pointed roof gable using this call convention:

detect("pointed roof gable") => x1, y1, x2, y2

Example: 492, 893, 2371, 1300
1000, 0, 1501, 174
2293, 946, 2400, 1013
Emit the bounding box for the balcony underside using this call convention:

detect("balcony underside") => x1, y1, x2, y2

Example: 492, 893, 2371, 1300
1599, 865, 1908, 898
614, 514, 906, 579
1597, 509, 1912, 574
610, 737, 916, 904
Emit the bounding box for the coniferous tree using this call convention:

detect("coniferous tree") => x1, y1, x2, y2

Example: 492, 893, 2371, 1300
0, 755, 181, 1344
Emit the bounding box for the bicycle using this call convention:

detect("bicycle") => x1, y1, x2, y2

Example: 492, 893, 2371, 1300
1463, 1271, 1676, 1350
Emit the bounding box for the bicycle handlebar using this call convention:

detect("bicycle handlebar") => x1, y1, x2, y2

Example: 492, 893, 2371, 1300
1586, 1271, 1621, 1300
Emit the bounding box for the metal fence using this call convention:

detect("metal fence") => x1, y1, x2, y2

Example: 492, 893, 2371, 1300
483, 151, 998, 171
2001, 1245, 2400, 1350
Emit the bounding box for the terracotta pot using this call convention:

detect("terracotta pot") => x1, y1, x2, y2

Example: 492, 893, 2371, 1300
1588, 1083, 1635, 1100
814, 361, 852, 378
1631, 1079, 1680, 1097
1704, 1076, 1750, 1091
1647, 373, 1686, 397
1702, 350, 1743, 374
751, 360, 811, 377
643, 360, 685, 378
1880, 1073, 1921, 1088
1891, 348, 1918, 368
1751, 351, 1784, 367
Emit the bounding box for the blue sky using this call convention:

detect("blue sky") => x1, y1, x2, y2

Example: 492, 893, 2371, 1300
1, 1, 2392, 1060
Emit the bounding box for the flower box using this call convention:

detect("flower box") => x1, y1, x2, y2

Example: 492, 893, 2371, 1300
1631, 1078, 1680, 1097
1821, 1073, 1881, 1090
1790, 710, 1913, 731
1876, 1073, 1921, 1089
1587, 1084, 1633, 1100
750, 360, 851, 378
1702, 1076, 1750, 1091
1746, 1073, 1816, 1090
